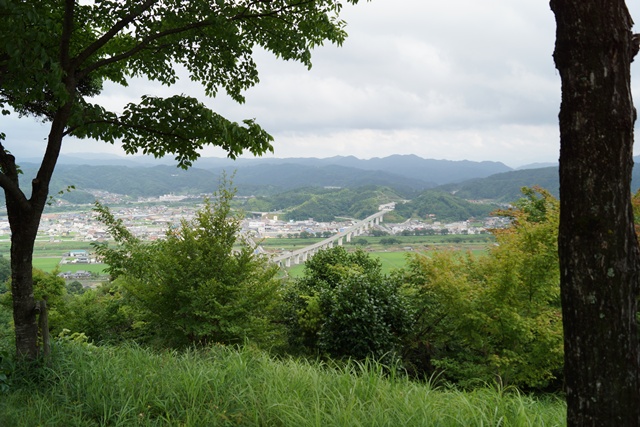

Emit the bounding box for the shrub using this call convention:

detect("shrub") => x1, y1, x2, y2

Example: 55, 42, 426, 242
284, 247, 411, 361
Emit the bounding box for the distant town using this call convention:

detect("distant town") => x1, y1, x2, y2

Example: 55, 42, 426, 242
0, 191, 511, 251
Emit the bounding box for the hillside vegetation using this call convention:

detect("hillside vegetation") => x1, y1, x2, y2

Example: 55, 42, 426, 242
0, 342, 566, 426
0, 184, 569, 425
436, 167, 560, 202
244, 186, 407, 222
394, 191, 498, 221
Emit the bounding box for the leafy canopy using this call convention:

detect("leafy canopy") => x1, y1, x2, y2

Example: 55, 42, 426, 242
0, 0, 361, 166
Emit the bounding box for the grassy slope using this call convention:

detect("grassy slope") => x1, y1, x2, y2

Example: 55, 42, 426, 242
1, 342, 566, 426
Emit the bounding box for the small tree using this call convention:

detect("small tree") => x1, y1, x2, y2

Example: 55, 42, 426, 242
94, 178, 284, 349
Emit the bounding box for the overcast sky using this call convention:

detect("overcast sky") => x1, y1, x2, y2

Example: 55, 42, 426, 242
4, 0, 640, 168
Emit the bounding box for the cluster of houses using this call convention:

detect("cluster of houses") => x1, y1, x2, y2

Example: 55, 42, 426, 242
60, 250, 94, 264
57, 250, 96, 280
57, 270, 93, 280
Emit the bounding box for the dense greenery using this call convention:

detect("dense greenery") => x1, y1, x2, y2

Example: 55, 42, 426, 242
284, 247, 411, 361
0, 187, 569, 426
436, 167, 560, 202
280, 186, 405, 221
1, 0, 368, 360
244, 186, 497, 222
397, 188, 562, 389
0, 255, 9, 284
0, 187, 564, 391
91, 179, 283, 349
0, 341, 566, 426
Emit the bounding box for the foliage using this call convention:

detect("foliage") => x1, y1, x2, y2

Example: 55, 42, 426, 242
397, 188, 563, 390
55, 280, 139, 345
437, 167, 560, 203
284, 246, 412, 361
0, 255, 10, 284
65, 281, 85, 295
0, 0, 365, 360
1, 269, 66, 309
0, 340, 566, 426
380, 237, 402, 245
632, 189, 640, 237
0, 0, 363, 165
93, 178, 284, 349
351, 237, 369, 245
0, 361, 9, 393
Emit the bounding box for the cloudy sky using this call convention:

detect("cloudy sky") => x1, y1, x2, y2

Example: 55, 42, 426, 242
4, 0, 640, 168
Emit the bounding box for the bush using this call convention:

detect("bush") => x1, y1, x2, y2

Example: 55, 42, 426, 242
284, 247, 411, 361
396, 188, 563, 390
380, 237, 401, 245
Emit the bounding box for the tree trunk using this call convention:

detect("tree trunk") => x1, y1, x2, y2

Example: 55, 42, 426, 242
7, 199, 40, 360
3, 105, 66, 360
550, 1, 640, 425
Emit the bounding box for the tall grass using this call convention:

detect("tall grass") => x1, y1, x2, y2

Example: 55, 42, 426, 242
0, 342, 565, 426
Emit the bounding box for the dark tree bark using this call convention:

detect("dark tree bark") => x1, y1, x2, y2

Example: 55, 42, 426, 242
550, 1, 640, 425
3, 107, 67, 359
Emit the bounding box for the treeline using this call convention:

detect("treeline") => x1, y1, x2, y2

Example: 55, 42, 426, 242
0, 185, 564, 392
12, 163, 425, 202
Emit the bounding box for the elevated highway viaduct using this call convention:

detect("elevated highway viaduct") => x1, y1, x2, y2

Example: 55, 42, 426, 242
272, 208, 392, 268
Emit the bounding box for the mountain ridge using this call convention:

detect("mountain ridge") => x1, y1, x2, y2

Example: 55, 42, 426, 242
35, 153, 516, 186
7, 154, 614, 205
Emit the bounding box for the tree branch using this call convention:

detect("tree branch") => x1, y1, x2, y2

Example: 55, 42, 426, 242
71, 0, 158, 69
0, 143, 31, 212
65, 117, 192, 142
77, 19, 213, 79
231, 0, 316, 21
59, 0, 75, 68
76, 0, 316, 79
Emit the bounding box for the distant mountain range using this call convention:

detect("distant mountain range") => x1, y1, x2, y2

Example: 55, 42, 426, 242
5, 153, 639, 204
32, 152, 514, 186
31, 152, 514, 188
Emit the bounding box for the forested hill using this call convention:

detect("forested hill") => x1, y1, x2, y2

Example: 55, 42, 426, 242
7, 158, 640, 211
10, 156, 514, 200
244, 187, 407, 222
23, 163, 428, 200
242, 187, 496, 222
436, 167, 560, 202
437, 163, 640, 202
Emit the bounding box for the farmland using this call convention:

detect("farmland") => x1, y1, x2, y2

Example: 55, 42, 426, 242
1, 230, 493, 283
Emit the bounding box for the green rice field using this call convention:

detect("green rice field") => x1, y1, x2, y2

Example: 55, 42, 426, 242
2, 233, 492, 279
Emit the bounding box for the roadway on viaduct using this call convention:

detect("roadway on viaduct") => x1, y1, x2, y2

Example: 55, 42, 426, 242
271, 208, 393, 268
